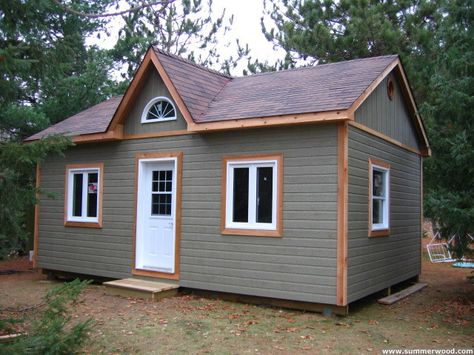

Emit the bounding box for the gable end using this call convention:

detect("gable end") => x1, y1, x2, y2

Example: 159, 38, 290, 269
348, 59, 430, 156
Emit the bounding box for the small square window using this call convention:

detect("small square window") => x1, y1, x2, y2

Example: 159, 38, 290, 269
65, 164, 103, 228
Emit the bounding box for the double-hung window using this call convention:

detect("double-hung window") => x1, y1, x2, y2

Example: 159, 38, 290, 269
223, 154, 283, 237
65, 164, 103, 227
369, 159, 390, 237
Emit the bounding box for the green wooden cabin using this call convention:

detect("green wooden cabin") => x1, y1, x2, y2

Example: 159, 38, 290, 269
27, 48, 430, 313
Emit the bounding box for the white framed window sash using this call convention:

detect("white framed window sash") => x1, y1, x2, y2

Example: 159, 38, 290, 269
141, 96, 177, 124
67, 167, 100, 223
371, 164, 390, 231
225, 159, 278, 231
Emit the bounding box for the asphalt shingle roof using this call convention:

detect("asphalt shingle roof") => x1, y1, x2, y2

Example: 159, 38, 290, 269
27, 49, 398, 140
26, 96, 123, 141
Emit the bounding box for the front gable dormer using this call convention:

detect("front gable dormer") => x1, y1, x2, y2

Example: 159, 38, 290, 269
122, 70, 187, 136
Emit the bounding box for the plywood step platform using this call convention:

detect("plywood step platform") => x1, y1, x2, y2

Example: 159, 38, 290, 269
103, 278, 179, 301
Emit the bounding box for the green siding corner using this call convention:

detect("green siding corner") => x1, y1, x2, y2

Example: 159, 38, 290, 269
347, 126, 422, 303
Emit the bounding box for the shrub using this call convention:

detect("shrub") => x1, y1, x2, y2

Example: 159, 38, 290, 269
0, 279, 93, 354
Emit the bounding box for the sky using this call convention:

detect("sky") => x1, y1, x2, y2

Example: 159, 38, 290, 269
87, 0, 286, 75
211, 0, 285, 70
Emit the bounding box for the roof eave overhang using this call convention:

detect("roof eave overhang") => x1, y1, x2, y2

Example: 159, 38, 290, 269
188, 110, 352, 132
65, 110, 350, 144
72, 126, 123, 144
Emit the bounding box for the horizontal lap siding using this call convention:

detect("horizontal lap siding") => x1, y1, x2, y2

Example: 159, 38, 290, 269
347, 126, 421, 303
38, 124, 339, 304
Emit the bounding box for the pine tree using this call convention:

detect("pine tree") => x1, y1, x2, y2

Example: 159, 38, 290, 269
0, 0, 112, 257
261, 0, 443, 102
423, 0, 474, 258
110, 0, 246, 79
0, 0, 117, 138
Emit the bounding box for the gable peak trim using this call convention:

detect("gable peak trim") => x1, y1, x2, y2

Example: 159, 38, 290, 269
107, 47, 195, 133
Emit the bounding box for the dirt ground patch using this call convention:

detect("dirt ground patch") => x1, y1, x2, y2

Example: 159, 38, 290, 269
0, 248, 473, 354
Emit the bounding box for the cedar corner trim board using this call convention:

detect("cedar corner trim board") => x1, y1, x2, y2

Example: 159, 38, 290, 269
336, 122, 349, 307
33, 164, 41, 268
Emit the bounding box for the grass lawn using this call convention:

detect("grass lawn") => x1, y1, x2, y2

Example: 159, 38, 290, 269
0, 251, 472, 354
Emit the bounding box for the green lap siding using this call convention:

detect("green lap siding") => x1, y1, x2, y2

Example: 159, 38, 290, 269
347, 126, 421, 303
38, 124, 339, 304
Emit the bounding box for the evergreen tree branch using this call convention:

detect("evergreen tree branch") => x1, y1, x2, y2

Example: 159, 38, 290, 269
51, 0, 175, 19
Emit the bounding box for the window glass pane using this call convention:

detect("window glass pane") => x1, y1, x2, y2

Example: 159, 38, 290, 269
87, 172, 98, 217
153, 170, 172, 192
373, 199, 384, 224
72, 173, 83, 217
147, 100, 176, 120
162, 101, 175, 118
151, 194, 159, 215
256, 167, 273, 223
151, 193, 172, 216
373, 170, 385, 197
233, 167, 249, 223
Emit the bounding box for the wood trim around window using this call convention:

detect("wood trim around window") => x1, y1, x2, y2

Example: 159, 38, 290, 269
64, 163, 104, 228
132, 152, 183, 280
221, 153, 283, 237
368, 158, 390, 237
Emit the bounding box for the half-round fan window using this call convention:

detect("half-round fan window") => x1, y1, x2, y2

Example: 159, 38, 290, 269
141, 97, 177, 123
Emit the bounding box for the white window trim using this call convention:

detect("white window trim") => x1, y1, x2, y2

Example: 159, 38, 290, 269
141, 96, 177, 124
66, 167, 101, 223
225, 159, 278, 231
370, 163, 390, 231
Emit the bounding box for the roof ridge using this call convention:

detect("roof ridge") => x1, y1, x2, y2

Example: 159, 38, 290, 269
153, 46, 233, 79
234, 54, 400, 79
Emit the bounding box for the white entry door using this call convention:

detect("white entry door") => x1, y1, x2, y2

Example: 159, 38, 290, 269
135, 158, 177, 273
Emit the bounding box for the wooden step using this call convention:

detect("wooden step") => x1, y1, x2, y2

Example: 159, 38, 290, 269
378, 283, 427, 305
103, 278, 179, 301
